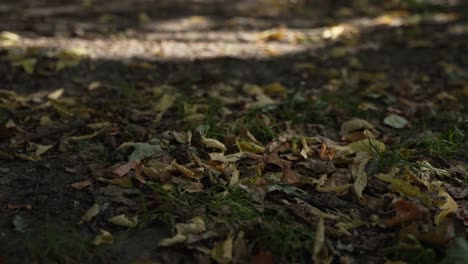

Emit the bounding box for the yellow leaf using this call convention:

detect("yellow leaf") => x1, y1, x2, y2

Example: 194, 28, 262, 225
211, 235, 234, 264
341, 118, 375, 135
263, 82, 287, 97
347, 138, 385, 154
93, 229, 114, 246
434, 188, 458, 225
154, 94, 177, 121
0, 31, 20, 42
47, 88, 64, 100
201, 136, 227, 152
377, 174, 430, 204
236, 140, 265, 154
108, 214, 138, 228
57, 48, 91, 60
80, 203, 99, 224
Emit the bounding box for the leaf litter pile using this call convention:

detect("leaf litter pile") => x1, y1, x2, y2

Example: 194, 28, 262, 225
1, 2, 468, 264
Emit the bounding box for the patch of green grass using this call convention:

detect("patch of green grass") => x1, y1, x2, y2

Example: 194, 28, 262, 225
371, 145, 412, 173
23, 224, 92, 264
144, 183, 316, 262
145, 183, 261, 225
230, 106, 279, 144
413, 127, 464, 157
253, 208, 316, 263
372, 126, 464, 173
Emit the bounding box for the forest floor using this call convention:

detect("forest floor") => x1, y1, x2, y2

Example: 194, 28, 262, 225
0, 0, 467, 263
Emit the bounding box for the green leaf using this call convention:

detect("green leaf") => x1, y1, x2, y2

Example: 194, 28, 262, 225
384, 114, 409, 129
119, 142, 162, 161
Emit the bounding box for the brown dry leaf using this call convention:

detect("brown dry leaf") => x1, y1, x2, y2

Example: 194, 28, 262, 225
384, 199, 430, 227
172, 162, 198, 179
131, 161, 144, 183
251, 250, 273, 264
319, 143, 335, 161
7, 203, 32, 210
112, 160, 139, 177
71, 180, 92, 190
399, 221, 456, 247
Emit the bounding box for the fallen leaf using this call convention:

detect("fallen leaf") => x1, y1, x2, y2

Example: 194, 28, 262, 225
118, 142, 162, 161
108, 214, 138, 228
434, 187, 458, 225
347, 138, 385, 154
251, 250, 273, 264
0, 31, 20, 42
158, 216, 206, 246
154, 94, 177, 121
263, 82, 287, 97
71, 180, 93, 190
47, 88, 65, 100
384, 114, 409, 129
201, 136, 227, 152
351, 154, 371, 199
211, 235, 233, 264
112, 160, 139, 177
13, 215, 27, 232
80, 203, 99, 224
384, 199, 429, 227
340, 118, 375, 136
236, 140, 265, 154
93, 229, 114, 245
312, 217, 325, 263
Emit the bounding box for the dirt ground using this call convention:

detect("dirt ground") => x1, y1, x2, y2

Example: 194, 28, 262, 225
0, 0, 467, 263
